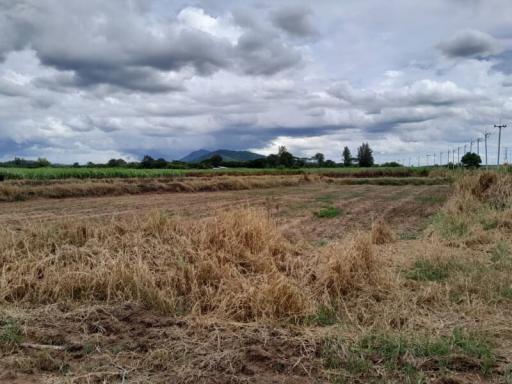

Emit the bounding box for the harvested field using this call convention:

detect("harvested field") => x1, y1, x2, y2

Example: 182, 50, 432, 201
0, 174, 450, 202
0, 174, 511, 383
0, 183, 450, 241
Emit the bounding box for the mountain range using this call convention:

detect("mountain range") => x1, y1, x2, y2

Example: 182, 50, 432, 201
179, 149, 265, 163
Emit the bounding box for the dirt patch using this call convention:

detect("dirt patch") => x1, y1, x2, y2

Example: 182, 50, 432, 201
1, 303, 325, 384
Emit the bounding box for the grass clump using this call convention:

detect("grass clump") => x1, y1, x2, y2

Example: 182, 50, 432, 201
315, 206, 342, 218
322, 329, 496, 381
490, 241, 510, 264
406, 259, 450, 282
0, 319, 23, 346
431, 212, 469, 239
501, 286, 512, 299
304, 304, 338, 326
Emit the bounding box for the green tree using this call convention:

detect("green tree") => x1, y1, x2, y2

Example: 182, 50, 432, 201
278, 146, 294, 167
140, 155, 155, 168
209, 154, 223, 167
342, 146, 352, 166
107, 158, 127, 167
461, 152, 481, 168
36, 158, 51, 167
357, 143, 374, 167
313, 153, 325, 165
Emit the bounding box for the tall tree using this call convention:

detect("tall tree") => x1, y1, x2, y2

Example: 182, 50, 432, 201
313, 153, 325, 165
278, 146, 294, 167
342, 146, 352, 166
357, 143, 374, 167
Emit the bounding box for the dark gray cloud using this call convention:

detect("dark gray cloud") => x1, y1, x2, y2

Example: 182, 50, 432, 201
271, 6, 317, 38
236, 30, 302, 75
438, 29, 501, 58
0, 1, 303, 94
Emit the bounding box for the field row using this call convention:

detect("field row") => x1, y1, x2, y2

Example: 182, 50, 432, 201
0, 166, 430, 180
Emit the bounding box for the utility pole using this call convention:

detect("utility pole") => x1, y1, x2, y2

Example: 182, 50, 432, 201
457, 146, 460, 165
464, 144, 467, 155
433, 152, 436, 165
484, 131, 491, 169
470, 140, 473, 153
495, 124, 507, 166
476, 138, 481, 155
426, 154, 431, 166
440, 151, 443, 165
452, 149, 455, 164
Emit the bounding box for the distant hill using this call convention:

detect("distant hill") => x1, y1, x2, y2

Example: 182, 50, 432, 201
179, 149, 211, 163
180, 149, 265, 163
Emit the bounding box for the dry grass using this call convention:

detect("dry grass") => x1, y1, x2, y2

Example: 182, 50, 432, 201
371, 217, 395, 244
316, 233, 379, 298
0, 208, 383, 324
0, 173, 452, 202
0, 175, 304, 202
1, 171, 512, 383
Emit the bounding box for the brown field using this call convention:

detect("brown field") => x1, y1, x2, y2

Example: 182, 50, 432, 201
0, 174, 511, 384
0, 183, 449, 241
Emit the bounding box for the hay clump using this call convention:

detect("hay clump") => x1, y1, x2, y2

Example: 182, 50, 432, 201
371, 217, 395, 244
0, 208, 315, 322
316, 233, 378, 299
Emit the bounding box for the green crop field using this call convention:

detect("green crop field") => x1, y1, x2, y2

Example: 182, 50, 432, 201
0, 166, 431, 180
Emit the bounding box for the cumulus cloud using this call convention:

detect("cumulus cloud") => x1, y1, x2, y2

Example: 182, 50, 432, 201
438, 29, 502, 58
0, 0, 511, 163
0, 1, 303, 94
328, 79, 478, 112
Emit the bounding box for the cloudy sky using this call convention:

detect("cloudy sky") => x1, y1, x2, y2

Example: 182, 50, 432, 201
1, 0, 512, 164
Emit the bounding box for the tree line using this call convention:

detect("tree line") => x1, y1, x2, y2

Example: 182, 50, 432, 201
103, 143, 377, 169
2, 142, 483, 169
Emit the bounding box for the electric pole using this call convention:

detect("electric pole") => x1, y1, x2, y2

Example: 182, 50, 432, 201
440, 151, 443, 165
457, 146, 460, 165
476, 138, 481, 155
495, 124, 507, 166
464, 144, 467, 155
433, 152, 436, 165
484, 131, 491, 169
470, 140, 473, 153
426, 154, 431, 166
